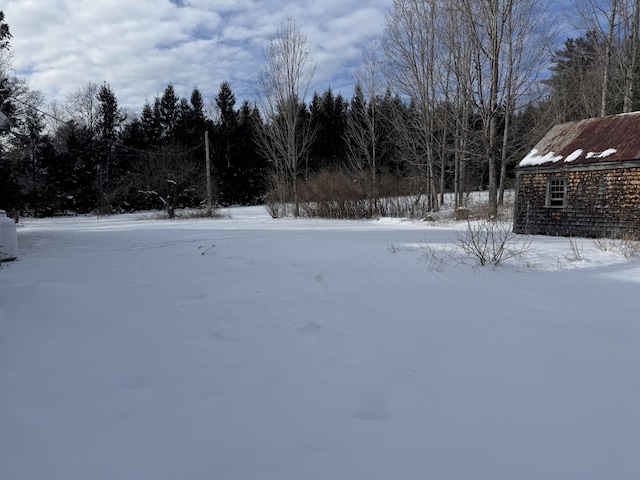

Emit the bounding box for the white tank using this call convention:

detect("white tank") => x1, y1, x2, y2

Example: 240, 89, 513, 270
0, 210, 18, 261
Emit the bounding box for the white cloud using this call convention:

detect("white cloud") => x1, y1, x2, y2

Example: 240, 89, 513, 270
3, 0, 393, 112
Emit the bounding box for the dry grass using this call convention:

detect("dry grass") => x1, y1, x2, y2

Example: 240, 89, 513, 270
566, 236, 585, 262
593, 234, 640, 260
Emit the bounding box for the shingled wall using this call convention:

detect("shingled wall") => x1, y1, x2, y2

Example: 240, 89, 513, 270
514, 165, 640, 238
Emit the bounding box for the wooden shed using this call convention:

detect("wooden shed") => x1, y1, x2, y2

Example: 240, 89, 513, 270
513, 112, 640, 238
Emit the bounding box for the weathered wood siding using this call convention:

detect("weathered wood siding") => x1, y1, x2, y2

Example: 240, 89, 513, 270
514, 166, 640, 238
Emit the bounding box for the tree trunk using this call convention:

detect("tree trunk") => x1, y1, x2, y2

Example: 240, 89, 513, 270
498, 111, 510, 206
487, 0, 501, 218
602, 0, 618, 116
624, 0, 640, 112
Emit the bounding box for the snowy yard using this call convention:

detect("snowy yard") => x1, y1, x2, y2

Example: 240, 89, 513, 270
1, 206, 639, 480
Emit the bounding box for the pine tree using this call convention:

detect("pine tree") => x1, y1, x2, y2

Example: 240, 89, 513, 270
96, 83, 120, 142
0, 10, 12, 117
95, 82, 124, 212
0, 11, 10, 51
214, 81, 239, 205
159, 84, 180, 141
140, 100, 161, 146
175, 97, 194, 145
545, 32, 606, 122
188, 87, 207, 138
5, 93, 52, 215
236, 100, 266, 204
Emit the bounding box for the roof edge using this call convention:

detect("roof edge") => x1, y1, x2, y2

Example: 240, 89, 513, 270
516, 159, 640, 174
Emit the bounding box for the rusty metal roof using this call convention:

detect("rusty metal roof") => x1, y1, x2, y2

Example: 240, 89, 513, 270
518, 111, 640, 168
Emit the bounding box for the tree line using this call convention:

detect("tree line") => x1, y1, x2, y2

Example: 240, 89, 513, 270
0, 76, 267, 217
2, 0, 640, 220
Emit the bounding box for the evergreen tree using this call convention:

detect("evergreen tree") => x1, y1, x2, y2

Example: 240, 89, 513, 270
175, 97, 194, 145
96, 83, 120, 142
215, 81, 238, 166
0, 10, 13, 119
177, 87, 207, 144
545, 32, 604, 122
190, 87, 207, 132
159, 84, 180, 141
214, 81, 239, 205
95, 82, 124, 212
309, 92, 323, 171
140, 100, 161, 146
235, 100, 266, 204
4, 93, 53, 215
376, 88, 405, 173
51, 121, 100, 213
120, 116, 145, 150
0, 10, 10, 51
319, 88, 347, 170
0, 10, 17, 211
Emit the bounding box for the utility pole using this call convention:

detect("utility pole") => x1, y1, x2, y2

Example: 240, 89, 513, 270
205, 130, 212, 214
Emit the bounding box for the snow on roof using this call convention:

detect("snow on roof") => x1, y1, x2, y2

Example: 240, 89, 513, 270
585, 148, 617, 159
518, 112, 640, 168
519, 147, 618, 167
564, 149, 583, 162
519, 149, 563, 167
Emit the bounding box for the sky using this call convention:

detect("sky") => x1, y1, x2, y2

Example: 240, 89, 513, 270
3, 0, 393, 112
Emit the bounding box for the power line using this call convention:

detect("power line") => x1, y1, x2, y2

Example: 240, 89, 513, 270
9, 94, 65, 125
7, 94, 206, 156
115, 141, 205, 156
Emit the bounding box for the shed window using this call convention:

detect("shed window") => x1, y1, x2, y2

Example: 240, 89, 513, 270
547, 177, 567, 207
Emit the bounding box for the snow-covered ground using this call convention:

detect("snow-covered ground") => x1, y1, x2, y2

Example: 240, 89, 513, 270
1, 206, 639, 480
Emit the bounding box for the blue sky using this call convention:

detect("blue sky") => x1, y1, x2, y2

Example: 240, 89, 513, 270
4, 0, 585, 115
3, 0, 392, 113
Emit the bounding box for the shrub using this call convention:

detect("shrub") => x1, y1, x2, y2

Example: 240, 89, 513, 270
454, 219, 532, 267
593, 234, 640, 260
567, 236, 585, 262
293, 170, 435, 219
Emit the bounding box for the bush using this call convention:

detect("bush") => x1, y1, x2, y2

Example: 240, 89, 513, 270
293, 170, 434, 219
298, 170, 370, 219
593, 235, 640, 260
455, 219, 532, 267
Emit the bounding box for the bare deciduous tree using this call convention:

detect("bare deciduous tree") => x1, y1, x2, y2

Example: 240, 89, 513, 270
459, 0, 553, 215
623, 0, 640, 112
602, 0, 619, 116
383, 0, 553, 216
383, 0, 441, 212
134, 145, 201, 219
255, 19, 316, 217
442, 1, 476, 209
497, 0, 555, 204
458, 0, 508, 218
345, 44, 387, 215
571, 0, 640, 115
64, 81, 99, 129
